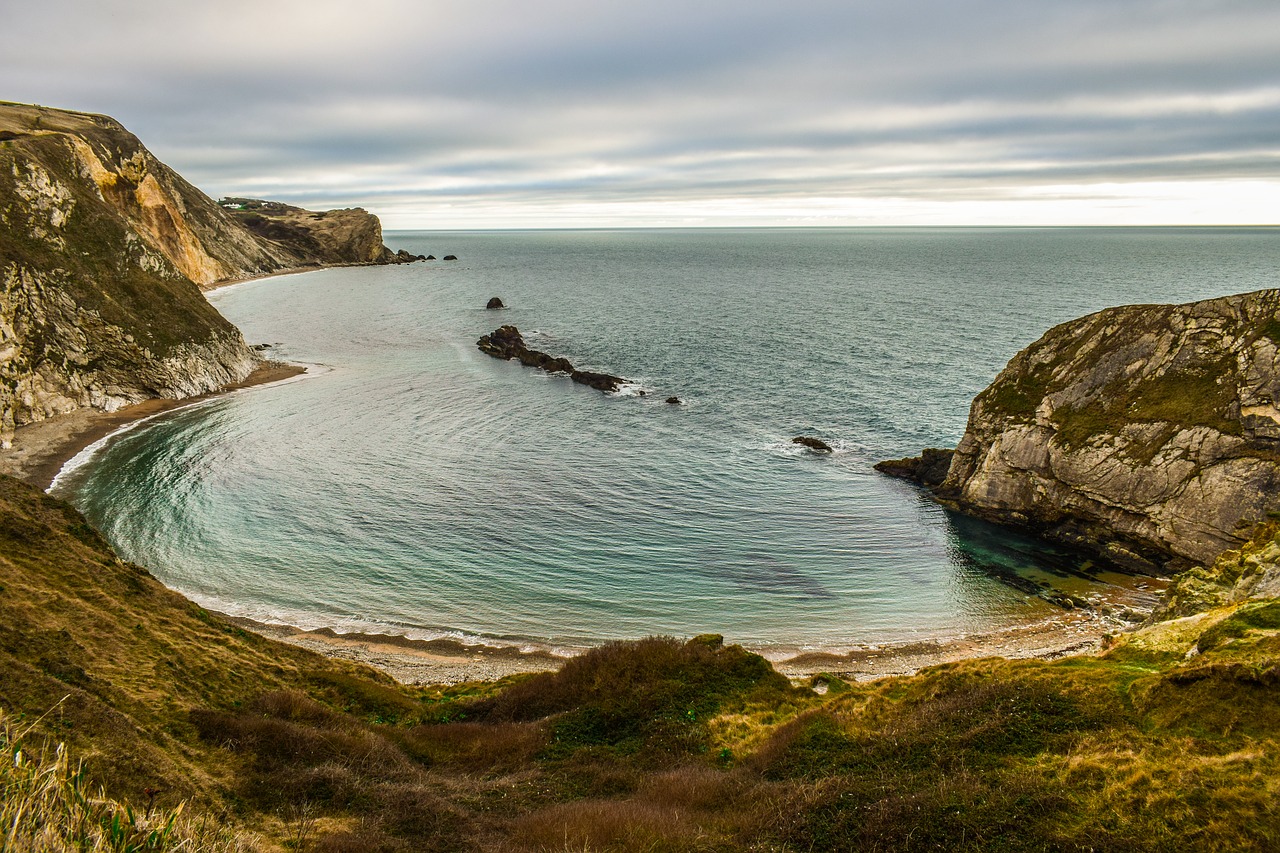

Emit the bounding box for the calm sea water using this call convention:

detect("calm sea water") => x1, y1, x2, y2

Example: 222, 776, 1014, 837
53, 228, 1280, 651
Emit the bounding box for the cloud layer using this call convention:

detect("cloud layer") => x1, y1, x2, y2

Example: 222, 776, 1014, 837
5, 1, 1279, 226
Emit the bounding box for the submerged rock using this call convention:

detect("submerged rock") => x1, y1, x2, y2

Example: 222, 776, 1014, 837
666, 396, 682, 405
486, 296, 505, 310
793, 436, 833, 453
477, 325, 625, 393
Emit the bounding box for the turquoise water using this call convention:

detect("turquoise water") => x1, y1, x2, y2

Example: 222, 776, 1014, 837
54, 228, 1280, 651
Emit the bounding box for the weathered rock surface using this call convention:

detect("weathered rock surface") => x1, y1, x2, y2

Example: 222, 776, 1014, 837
0, 102, 412, 446
477, 325, 625, 393
793, 436, 833, 453
894, 290, 1280, 575
0, 103, 262, 446
1153, 521, 1280, 620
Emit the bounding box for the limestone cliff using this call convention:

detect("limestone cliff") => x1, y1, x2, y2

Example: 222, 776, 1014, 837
0, 103, 268, 445
0, 102, 415, 446
887, 290, 1280, 575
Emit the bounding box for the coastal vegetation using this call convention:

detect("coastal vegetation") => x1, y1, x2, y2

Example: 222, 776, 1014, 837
4, 101, 1280, 849
2, 472, 1279, 850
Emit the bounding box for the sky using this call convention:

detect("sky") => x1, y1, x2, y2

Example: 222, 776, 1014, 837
4, 0, 1279, 228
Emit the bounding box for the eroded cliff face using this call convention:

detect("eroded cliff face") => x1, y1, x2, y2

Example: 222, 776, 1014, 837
0, 102, 422, 447
937, 290, 1280, 575
0, 104, 270, 445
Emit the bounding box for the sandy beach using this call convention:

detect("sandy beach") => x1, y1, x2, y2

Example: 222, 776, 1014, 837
229, 598, 1151, 687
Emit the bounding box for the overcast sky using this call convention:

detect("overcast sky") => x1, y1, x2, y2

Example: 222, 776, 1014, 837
4, 1, 1279, 228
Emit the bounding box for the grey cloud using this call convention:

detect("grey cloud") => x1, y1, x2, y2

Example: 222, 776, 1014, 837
3, 1, 1278, 225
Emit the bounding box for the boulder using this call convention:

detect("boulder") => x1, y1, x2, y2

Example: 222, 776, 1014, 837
793, 436, 833, 453
443, 254, 458, 261
666, 396, 682, 405
486, 297, 505, 310
476, 325, 626, 393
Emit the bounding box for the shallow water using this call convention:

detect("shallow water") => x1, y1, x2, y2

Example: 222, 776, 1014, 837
54, 227, 1280, 651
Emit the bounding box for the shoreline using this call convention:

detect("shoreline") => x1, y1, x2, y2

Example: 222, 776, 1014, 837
228, 602, 1146, 686
0, 360, 307, 492
3, 262, 1161, 689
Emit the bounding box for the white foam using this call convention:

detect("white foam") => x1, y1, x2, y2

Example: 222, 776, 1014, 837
47, 362, 323, 494
181, 589, 588, 657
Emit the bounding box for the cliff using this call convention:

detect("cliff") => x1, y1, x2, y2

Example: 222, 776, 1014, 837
885, 290, 1280, 575
0, 103, 414, 446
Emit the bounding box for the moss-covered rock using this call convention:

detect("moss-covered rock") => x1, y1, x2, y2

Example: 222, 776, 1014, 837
933, 290, 1280, 574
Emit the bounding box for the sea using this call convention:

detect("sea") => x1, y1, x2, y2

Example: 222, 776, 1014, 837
51, 227, 1280, 654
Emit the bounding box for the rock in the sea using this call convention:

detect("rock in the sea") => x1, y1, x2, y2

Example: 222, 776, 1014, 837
571, 369, 626, 393
666, 396, 682, 405
443, 254, 458, 261
793, 436, 833, 453
886, 289, 1280, 576
874, 448, 954, 487
477, 325, 625, 393
486, 297, 505, 310
425, 254, 436, 260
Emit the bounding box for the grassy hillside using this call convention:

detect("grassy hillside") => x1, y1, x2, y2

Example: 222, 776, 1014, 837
3, 473, 1279, 850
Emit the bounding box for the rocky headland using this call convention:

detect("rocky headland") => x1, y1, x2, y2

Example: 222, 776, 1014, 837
477, 324, 626, 392
879, 289, 1280, 580
0, 102, 413, 448
218, 197, 425, 268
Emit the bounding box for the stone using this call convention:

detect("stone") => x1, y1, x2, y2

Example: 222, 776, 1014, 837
486, 297, 505, 310
666, 396, 682, 405
874, 448, 954, 487
476, 325, 626, 393
443, 254, 458, 261
793, 436, 833, 453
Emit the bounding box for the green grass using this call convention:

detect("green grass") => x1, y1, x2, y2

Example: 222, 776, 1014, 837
1, 707, 260, 851
3, 473, 1280, 850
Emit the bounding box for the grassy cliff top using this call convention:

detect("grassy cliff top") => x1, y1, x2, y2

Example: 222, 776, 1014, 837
2, 472, 1279, 850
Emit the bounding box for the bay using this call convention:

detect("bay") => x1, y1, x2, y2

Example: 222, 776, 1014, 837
53, 227, 1280, 651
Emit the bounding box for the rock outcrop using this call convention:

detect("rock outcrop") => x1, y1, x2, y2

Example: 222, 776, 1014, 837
1153, 521, 1280, 620
888, 290, 1280, 575
793, 436, 833, 453
0, 102, 414, 446
486, 297, 505, 309
477, 325, 626, 393
875, 448, 953, 486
